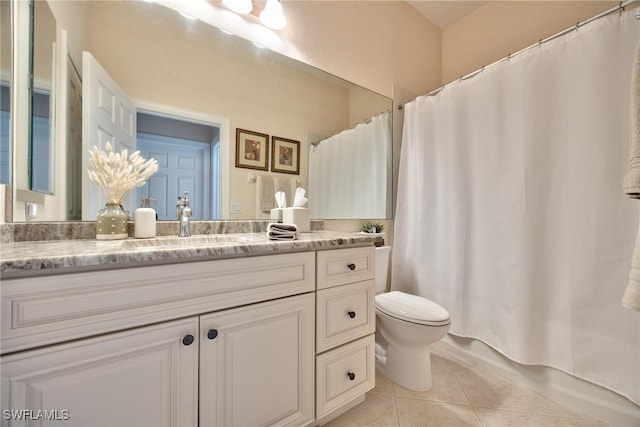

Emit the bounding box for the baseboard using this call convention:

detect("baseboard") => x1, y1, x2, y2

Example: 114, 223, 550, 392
440, 335, 640, 426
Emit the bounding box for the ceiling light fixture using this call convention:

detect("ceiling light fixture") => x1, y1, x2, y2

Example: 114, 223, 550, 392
222, 0, 253, 15
259, 0, 286, 30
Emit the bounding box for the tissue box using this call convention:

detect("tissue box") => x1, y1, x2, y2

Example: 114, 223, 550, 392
270, 208, 283, 222
283, 207, 310, 232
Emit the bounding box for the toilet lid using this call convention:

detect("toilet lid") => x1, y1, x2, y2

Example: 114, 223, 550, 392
375, 291, 451, 326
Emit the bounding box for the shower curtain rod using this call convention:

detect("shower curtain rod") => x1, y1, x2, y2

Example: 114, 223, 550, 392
310, 109, 392, 147
397, 0, 639, 111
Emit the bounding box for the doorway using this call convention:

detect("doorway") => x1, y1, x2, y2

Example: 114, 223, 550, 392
135, 112, 221, 220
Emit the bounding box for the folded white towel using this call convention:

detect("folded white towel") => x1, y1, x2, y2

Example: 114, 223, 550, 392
257, 176, 296, 213
267, 223, 298, 241
274, 177, 295, 208
258, 176, 276, 212
623, 41, 640, 197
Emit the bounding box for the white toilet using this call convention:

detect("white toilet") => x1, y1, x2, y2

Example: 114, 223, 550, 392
374, 246, 451, 391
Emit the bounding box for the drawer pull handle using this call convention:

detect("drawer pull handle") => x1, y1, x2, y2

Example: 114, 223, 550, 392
182, 335, 195, 346
347, 311, 356, 319
207, 329, 218, 340
347, 263, 356, 271
347, 372, 356, 381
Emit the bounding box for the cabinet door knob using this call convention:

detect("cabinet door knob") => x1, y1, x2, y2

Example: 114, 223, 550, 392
207, 329, 218, 340
347, 372, 356, 381
182, 335, 195, 346
347, 311, 356, 319
347, 263, 356, 271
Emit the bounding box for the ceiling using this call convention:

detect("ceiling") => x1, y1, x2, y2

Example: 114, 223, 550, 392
407, 1, 488, 29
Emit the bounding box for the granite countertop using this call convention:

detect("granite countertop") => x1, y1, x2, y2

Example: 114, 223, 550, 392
0, 231, 379, 277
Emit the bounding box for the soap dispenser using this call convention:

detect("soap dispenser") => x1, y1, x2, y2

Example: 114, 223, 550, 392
134, 197, 157, 239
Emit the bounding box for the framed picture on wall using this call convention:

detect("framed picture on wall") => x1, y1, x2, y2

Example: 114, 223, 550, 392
271, 136, 300, 175
235, 128, 269, 171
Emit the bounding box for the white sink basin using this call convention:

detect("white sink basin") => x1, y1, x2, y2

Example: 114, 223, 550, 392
120, 234, 252, 249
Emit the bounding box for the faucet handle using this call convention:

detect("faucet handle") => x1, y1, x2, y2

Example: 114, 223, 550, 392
182, 191, 190, 206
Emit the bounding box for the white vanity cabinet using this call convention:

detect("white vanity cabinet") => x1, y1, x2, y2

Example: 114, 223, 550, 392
315, 247, 376, 422
0, 244, 378, 426
1, 252, 316, 427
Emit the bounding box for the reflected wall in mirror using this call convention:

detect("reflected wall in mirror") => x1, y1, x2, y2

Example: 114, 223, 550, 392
14, 0, 392, 222
30, 0, 56, 194
0, 0, 11, 185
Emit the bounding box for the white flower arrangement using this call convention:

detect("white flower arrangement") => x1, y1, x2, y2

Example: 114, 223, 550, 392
87, 143, 159, 205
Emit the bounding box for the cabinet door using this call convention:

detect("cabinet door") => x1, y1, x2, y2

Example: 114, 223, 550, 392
1, 318, 198, 427
200, 293, 315, 427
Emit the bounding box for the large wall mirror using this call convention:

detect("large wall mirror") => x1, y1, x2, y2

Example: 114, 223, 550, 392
12, 0, 392, 222
0, 0, 11, 186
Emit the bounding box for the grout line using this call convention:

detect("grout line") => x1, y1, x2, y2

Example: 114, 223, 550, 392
393, 400, 401, 426
441, 349, 486, 426
444, 351, 476, 407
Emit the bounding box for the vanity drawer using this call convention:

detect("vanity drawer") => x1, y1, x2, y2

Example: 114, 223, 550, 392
1, 252, 315, 354
316, 246, 375, 290
316, 280, 375, 352
315, 334, 375, 419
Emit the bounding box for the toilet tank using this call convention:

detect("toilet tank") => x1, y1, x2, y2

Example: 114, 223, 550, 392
375, 246, 391, 294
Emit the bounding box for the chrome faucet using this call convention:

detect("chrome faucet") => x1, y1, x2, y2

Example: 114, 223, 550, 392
176, 191, 192, 237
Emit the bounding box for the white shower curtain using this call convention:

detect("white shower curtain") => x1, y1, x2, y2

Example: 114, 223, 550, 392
394, 12, 640, 404
309, 111, 391, 219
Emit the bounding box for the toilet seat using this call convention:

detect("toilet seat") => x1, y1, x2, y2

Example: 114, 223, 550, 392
375, 291, 450, 326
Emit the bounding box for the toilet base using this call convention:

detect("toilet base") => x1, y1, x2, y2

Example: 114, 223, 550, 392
375, 342, 434, 391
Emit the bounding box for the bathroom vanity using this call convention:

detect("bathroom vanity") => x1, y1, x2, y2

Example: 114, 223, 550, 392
0, 231, 376, 426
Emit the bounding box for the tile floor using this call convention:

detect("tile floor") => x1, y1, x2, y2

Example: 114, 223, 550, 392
324, 343, 608, 427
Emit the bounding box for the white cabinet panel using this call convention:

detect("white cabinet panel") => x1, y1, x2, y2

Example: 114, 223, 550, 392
1, 317, 198, 427
316, 247, 375, 289
316, 334, 375, 419
1, 252, 314, 354
316, 280, 375, 352
200, 293, 315, 427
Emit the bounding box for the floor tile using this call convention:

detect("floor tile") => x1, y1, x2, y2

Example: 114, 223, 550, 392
392, 354, 470, 406
371, 370, 395, 396
447, 360, 555, 416
329, 343, 609, 427
395, 397, 482, 427
324, 391, 399, 427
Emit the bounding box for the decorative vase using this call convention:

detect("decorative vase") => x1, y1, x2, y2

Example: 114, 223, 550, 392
96, 203, 129, 240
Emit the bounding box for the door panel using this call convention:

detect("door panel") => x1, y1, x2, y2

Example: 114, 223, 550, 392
137, 134, 210, 220
82, 51, 136, 220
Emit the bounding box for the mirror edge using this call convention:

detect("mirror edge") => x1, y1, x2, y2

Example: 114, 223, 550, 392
10, 0, 33, 217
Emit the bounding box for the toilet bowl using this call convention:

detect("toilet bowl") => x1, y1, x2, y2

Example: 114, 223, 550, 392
374, 246, 451, 391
